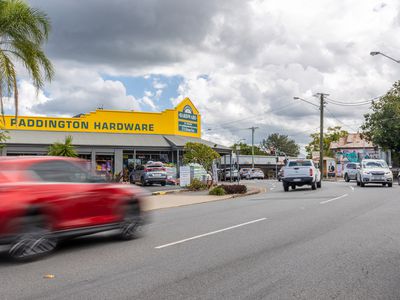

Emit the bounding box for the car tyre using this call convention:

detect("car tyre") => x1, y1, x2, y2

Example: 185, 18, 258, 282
117, 202, 143, 240
283, 183, 289, 192
388, 183, 393, 188
360, 181, 365, 187
311, 181, 317, 190
317, 180, 321, 188
8, 215, 56, 262
344, 174, 350, 182
161, 181, 166, 186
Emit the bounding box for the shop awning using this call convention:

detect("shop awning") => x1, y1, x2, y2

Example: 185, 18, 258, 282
163, 135, 231, 153
5, 130, 231, 152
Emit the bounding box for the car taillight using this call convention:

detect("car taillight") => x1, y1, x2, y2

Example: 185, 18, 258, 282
161, 168, 166, 171
310, 168, 313, 176
144, 168, 150, 172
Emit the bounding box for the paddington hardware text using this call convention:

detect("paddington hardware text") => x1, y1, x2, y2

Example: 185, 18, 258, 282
10, 118, 155, 132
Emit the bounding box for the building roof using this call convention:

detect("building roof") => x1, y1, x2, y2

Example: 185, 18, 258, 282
163, 135, 230, 151
330, 133, 375, 150
5, 130, 230, 152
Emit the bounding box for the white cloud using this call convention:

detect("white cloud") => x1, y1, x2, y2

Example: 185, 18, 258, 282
20, 0, 400, 150
30, 62, 141, 116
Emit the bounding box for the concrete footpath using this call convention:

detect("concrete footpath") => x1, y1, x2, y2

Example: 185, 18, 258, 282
142, 185, 264, 211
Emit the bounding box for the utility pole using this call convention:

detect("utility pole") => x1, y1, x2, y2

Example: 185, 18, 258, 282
248, 126, 259, 168
314, 93, 329, 181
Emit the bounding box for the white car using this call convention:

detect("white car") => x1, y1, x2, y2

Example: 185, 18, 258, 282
356, 159, 393, 187
282, 159, 321, 192
223, 168, 239, 181
249, 168, 265, 179
343, 162, 360, 182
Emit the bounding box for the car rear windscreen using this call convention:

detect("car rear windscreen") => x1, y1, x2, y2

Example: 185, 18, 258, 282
288, 161, 312, 167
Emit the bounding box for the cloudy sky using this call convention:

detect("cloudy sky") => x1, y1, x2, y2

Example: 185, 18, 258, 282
9, 0, 400, 151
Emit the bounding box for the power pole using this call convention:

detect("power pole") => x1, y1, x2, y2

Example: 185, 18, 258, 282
248, 126, 259, 168
314, 93, 329, 181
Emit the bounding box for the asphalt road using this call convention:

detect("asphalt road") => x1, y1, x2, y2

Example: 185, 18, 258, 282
2, 180, 400, 299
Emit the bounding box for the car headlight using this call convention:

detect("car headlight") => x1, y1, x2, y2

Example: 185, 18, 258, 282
385, 171, 392, 176
363, 171, 370, 175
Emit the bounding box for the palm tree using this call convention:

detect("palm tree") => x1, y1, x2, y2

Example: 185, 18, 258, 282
0, 0, 54, 119
48, 136, 78, 157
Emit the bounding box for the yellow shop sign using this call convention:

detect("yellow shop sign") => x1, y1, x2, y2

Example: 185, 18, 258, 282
2, 98, 201, 137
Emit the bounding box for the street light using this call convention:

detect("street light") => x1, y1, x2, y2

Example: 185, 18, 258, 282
370, 51, 400, 64
293, 96, 319, 108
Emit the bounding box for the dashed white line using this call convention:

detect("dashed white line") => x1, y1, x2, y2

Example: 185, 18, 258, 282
155, 218, 267, 249
320, 193, 349, 205
349, 186, 354, 191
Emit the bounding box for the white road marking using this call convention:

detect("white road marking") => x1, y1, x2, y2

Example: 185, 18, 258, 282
320, 193, 348, 205
349, 186, 354, 191
155, 218, 267, 249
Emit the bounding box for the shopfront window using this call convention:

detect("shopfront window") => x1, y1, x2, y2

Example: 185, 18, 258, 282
96, 155, 113, 176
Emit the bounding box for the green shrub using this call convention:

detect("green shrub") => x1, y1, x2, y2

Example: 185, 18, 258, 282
209, 186, 226, 196
220, 184, 247, 194
188, 178, 207, 191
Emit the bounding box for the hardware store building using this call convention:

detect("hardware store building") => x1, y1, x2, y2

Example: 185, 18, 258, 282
1, 98, 230, 175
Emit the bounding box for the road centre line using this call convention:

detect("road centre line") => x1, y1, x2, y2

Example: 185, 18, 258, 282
320, 193, 349, 205
155, 218, 267, 249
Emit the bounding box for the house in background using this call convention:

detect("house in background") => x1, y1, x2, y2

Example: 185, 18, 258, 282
330, 133, 391, 164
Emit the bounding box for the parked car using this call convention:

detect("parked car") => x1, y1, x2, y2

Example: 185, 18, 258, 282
0, 156, 147, 261
223, 168, 239, 181
130, 162, 167, 186
239, 168, 251, 179
249, 168, 265, 179
277, 167, 284, 181
282, 159, 321, 192
356, 159, 393, 187
343, 162, 360, 182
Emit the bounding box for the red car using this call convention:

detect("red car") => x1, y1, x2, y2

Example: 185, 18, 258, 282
0, 156, 147, 261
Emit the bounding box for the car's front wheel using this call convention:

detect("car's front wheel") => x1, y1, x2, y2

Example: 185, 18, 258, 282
344, 174, 350, 182
8, 215, 57, 262
388, 183, 393, 187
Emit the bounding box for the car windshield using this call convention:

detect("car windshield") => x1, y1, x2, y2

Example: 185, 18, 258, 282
363, 161, 388, 169
288, 161, 312, 167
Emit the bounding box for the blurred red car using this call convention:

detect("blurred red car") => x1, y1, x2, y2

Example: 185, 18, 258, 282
0, 156, 147, 261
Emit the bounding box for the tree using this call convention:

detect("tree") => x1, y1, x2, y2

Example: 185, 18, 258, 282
230, 142, 266, 155
0, 0, 54, 118
183, 142, 220, 171
362, 81, 400, 152
48, 136, 78, 157
261, 133, 300, 157
305, 126, 348, 158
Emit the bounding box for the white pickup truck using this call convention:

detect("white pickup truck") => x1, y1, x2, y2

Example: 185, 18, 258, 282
282, 159, 321, 192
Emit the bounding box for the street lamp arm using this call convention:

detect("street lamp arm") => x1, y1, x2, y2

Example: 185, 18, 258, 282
293, 96, 320, 108
370, 51, 400, 64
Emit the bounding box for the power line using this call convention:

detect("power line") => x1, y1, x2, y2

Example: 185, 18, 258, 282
325, 95, 382, 106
